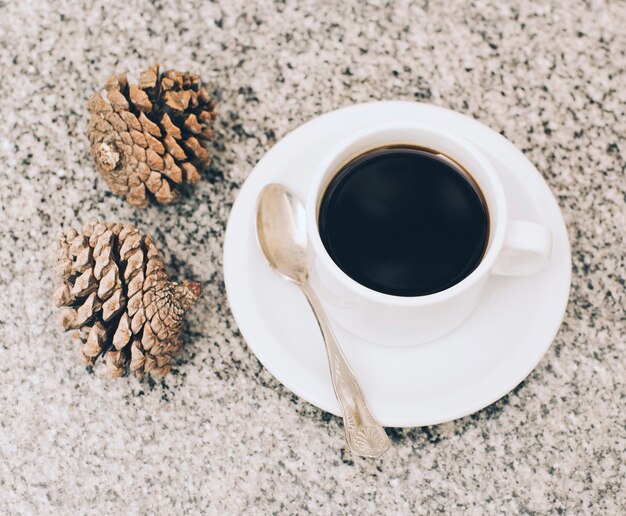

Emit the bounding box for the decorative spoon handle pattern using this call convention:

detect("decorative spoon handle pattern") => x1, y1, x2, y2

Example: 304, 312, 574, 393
300, 281, 390, 458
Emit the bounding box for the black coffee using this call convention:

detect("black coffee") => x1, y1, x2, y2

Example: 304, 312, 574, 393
318, 146, 489, 296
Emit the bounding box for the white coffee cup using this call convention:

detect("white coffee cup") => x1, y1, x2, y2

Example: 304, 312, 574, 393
305, 121, 552, 346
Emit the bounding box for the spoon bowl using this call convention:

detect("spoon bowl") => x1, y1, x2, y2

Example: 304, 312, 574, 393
256, 184, 308, 285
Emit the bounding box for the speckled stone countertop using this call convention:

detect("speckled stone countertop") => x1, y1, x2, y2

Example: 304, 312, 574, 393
0, 0, 624, 513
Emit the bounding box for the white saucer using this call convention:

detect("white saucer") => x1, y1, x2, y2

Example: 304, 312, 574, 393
223, 102, 571, 427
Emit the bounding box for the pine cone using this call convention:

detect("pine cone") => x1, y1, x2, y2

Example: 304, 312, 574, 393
87, 65, 217, 207
53, 221, 202, 378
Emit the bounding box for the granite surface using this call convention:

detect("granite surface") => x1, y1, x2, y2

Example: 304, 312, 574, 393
0, 0, 624, 513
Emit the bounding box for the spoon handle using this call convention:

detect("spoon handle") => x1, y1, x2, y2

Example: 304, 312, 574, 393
300, 281, 390, 458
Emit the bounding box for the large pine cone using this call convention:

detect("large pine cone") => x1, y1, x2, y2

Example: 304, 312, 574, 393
53, 221, 202, 378
87, 65, 217, 207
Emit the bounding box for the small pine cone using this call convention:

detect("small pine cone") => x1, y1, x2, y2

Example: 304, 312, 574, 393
53, 221, 202, 378
87, 65, 217, 207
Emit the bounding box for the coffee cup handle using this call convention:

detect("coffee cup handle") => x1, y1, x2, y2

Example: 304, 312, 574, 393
492, 220, 552, 276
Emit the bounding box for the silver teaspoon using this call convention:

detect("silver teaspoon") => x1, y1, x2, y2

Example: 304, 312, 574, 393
256, 183, 390, 458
